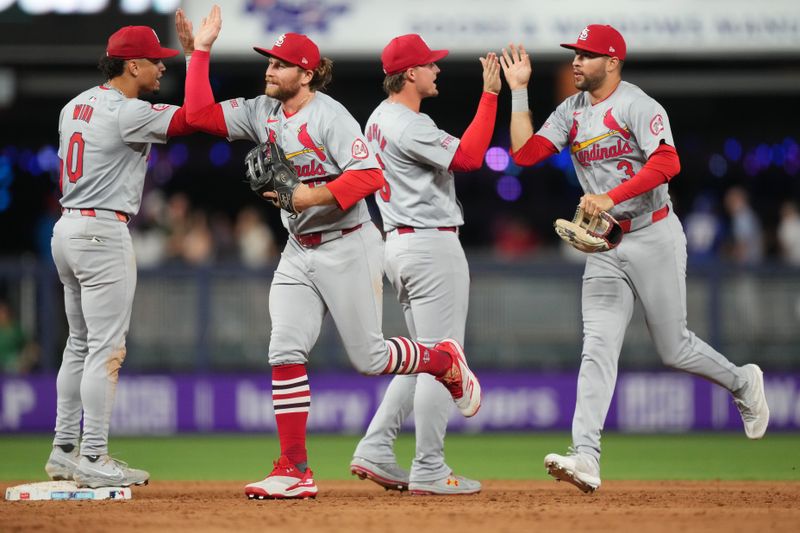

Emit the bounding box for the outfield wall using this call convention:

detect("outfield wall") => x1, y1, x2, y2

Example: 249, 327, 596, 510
1, 373, 797, 435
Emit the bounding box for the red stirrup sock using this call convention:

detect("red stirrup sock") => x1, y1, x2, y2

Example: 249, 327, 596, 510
272, 364, 310, 467
382, 337, 452, 377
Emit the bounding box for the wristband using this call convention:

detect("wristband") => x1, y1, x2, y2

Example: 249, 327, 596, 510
511, 88, 529, 112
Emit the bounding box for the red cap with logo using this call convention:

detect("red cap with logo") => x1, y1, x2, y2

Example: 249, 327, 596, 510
381, 34, 449, 75
106, 26, 179, 60
560, 24, 627, 61
254, 33, 321, 70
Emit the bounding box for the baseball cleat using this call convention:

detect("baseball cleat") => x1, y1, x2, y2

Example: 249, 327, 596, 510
409, 473, 481, 495
73, 455, 149, 488
245, 455, 318, 500
435, 339, 482, 417
45, 445, 81, 481
544, 451, 601, 494
734, 364, 770, 439
350, 456, 409, 491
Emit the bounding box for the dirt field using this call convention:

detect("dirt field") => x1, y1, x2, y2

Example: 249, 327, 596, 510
2, 480, 799, 532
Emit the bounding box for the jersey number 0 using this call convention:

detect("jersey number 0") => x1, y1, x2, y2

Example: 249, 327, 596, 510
65, 132, 85, 183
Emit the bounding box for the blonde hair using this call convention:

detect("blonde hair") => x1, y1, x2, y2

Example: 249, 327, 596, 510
309, 57, 333, 92
382, 72, 406, 95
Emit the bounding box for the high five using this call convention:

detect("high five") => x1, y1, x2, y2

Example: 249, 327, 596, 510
500, 25, 769, 493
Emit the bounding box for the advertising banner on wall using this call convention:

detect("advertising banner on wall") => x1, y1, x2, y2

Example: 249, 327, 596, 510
2, 372, 798, 434
182, 0, 800, 58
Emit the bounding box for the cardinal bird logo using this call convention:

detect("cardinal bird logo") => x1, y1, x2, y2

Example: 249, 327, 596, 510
297, 123, 327, 161
568, 118, 579, 147
602, 108, 631, 140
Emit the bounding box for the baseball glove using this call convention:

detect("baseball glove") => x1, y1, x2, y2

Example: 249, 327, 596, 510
554, 206, 623, 253
244, 141, 300, 214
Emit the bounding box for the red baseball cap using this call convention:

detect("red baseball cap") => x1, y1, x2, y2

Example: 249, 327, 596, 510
381, 34, 449, 75
560, 24, 627, 61
106, 26, 179, 60
254, 33, 321, 70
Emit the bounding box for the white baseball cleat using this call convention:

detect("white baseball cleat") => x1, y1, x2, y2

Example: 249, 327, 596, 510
45, 445, 81, 481
435, 339, 482, 417
544, 451, 601, 494
73, 455, 149, 488
245, 456, 318, 500
734, 364, 770, 439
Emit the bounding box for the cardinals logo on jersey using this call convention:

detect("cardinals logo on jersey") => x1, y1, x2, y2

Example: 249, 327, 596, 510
571, 108, 632, 157
570, 108, 634, 165
602, 108, 631, 140
568, 118, 579, 147
297, 123, 326, 161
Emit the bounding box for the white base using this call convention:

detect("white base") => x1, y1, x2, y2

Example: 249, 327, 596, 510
5, 481, 132, 501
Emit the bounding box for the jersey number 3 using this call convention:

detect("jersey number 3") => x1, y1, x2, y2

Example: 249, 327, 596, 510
617, 160, 635, 182
66, 132, 85, 183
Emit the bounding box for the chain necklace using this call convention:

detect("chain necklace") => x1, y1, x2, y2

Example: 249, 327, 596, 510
102, 82, 126, 98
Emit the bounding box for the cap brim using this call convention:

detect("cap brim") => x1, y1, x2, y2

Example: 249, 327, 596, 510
560, 42, 616, 58
253, 46, 314, 69
427, 49, 449, 64
156, 47, 181, 59
253, 46, 272, 59
384, 48, 450, 75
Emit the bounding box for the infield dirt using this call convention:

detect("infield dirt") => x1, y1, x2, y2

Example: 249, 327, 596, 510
2, 480, 799, 532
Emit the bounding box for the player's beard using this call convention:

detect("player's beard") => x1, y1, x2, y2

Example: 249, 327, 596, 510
265, 78, 302, 101
575, 70, 605, 92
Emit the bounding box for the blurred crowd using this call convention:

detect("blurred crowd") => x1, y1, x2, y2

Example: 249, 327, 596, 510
130, 190, 280, 268
683, 187, 800, 267
0, 299, 39, 375
491, 186, 800, 266
125, 186, 800, 268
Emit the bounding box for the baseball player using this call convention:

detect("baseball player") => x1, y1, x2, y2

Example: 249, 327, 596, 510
500, 25, 770, 493
349, 34, 499, 495
185, 7, 481, 500
44, 11, 201, 488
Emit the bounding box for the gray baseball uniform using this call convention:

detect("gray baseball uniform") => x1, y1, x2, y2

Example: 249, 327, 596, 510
353, 100, 470, 482
536, 81, 747, 460
52, 84, 179, 456
220, 92, 397, 374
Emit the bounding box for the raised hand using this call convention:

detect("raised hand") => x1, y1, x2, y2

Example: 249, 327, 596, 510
175, 8, 194, 55
194, 4, 222, 52
500, 44, 532, 90
479, 52, 501, 95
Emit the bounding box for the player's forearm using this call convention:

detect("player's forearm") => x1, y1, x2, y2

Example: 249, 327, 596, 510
326, 168, 384, 210
509, 88, 534, 152
292, 184, 336, 211
449, 92, 498, 172
184, 50, 228, 136
606, 144, 680, 204
166, 107, 197, 137
510, 134, 558, 167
